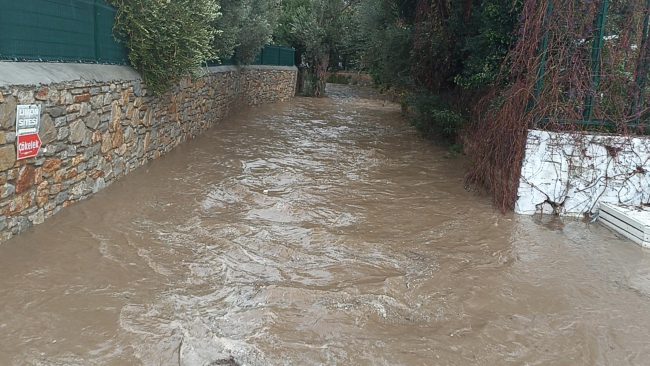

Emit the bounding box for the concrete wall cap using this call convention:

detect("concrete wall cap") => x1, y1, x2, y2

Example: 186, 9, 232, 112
0, 62, 142, 87
0, 62, 297, 88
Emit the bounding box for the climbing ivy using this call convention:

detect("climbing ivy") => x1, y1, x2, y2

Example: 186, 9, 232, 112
109, 0, 220, 95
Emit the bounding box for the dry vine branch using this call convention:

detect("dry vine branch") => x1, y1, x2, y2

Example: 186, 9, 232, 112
465, 0, 650, 212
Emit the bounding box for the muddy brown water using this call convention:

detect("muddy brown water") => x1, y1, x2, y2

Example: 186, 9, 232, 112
0, 85, 649, 365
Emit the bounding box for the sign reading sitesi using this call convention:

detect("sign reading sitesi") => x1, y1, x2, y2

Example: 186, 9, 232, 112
15, 105, 42, 160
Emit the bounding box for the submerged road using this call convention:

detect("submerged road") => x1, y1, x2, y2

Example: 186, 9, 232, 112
0, 85, 649, 365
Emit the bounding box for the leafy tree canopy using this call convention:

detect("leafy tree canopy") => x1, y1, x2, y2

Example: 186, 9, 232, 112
276, 0, 361, 96
213, 0, 279, 64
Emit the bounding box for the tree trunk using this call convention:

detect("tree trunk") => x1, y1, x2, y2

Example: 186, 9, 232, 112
313, 51, 330, 97
301, 68, 317, 96
296, 67, 305, 95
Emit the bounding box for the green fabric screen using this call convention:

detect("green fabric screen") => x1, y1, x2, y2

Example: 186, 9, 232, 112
0, 0, 294, 67
0, 0, 127, 64
254, 46, 296, 67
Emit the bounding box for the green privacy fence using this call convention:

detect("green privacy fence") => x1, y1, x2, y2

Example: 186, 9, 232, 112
0, 0, 295, 67
209, 46, 296, 67
0, 0, 128, 64
530, 0, 650, 132
253, 45, 296, 67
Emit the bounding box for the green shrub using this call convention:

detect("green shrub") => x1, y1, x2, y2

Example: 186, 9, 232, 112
409, 93, 465, 141
110, 0, 220, 94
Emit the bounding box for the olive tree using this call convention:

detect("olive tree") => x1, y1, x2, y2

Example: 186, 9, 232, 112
213, 0, 279, 64
277, 0, 360, 96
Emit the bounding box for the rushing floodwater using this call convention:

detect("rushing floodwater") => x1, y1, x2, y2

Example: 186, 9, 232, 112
0, 85, 649, 365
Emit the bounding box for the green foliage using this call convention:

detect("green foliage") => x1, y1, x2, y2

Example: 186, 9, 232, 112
355, 0, 522, 141
213, 0, 278, 64
358, 0, 413, 88
274, 0, 311, 47
408, 93, 465, 140
276, 0, 360, 96
333, 6, 365, 70
454, 0, 523, 89
286, 0, 354, 61
359, 0, 521, 92
110, 0, 220, 94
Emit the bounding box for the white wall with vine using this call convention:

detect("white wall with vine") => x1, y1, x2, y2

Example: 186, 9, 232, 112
515, 130, 650, 216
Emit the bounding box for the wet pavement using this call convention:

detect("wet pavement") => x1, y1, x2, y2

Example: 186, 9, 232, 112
0, 85, 649, 365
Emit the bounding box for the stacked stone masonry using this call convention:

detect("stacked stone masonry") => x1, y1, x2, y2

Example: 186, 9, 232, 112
0, 65, 297, 241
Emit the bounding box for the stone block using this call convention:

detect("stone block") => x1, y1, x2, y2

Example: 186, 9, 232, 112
28, 209, 45, 225
69, 120, 88, 144
79, 102, 92, 117
74, 93, 91, 103
5, 132, 16, 144
110, 101, 121, 131
41, 158, 62, 174
112, 127, 124, 148
57, 126, 70, 141
0, 95, 17, 128
0, 145, 16, 172
101, 131, 112, 154
16, 166, 36, 194
85, 112, 101, 130
6, 192, 34, 215
17, 90, 34, 104
39, 113, 57, 145
55, 192, 68, 205
1, 183, 15, 199
35, 87, 49, 101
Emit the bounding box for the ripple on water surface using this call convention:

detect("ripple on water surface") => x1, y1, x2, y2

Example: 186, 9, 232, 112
0, 85, 649, 365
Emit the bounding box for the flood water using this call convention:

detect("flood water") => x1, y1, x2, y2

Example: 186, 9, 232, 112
1, 84, 649, 365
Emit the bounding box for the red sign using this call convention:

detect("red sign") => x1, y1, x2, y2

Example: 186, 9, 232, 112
17, 133, 42, 160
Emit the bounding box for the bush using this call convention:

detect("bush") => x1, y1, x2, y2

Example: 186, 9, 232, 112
409, 93, 465, 141
110, 0, 220, 94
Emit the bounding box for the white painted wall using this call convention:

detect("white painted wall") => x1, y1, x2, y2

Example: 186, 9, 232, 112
515, 130, 650, 216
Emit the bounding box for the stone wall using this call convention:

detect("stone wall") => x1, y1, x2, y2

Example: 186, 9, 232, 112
0, 64, 297, 241
515, 129, 650, 216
